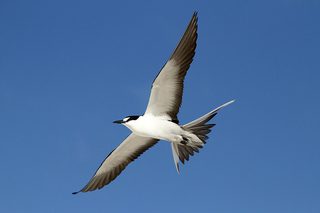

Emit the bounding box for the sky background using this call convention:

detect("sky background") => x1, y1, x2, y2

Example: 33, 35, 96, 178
1, 0, 320, 212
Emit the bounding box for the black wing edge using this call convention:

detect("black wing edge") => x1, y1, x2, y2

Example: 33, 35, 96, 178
152, 11, 198, 84
72, 138, 158, 194
72, 148, 116, 195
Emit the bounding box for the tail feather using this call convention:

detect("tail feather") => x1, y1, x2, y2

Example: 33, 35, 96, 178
171, 143, 180, 174
171, 100, 234, 173
171, 143, 198, 169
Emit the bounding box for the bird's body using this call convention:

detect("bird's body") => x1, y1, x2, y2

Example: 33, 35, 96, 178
73, 12, 234, 194
124, 115, 184, 142
123, 114, 200, 146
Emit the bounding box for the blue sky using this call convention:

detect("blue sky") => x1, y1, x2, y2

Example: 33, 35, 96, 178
1, 0, 319, 212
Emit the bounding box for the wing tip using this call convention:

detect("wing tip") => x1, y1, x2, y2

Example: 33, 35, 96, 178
193, 11, 198, 18
72, 190, 81, 195
192, 11, 198, 29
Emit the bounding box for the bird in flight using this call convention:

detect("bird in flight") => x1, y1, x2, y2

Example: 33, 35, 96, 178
73, 12, 234, 194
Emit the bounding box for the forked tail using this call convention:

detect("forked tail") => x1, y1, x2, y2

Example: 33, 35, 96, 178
171, 100, 234, 173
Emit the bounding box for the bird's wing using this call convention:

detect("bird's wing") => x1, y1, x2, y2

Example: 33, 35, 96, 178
144, 12, 198, 121
73, 134, 158, 194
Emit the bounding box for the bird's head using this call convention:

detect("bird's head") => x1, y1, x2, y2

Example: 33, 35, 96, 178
113, 115, 140, 127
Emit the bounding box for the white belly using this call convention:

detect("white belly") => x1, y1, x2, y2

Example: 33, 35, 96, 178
124, 115, 184, 142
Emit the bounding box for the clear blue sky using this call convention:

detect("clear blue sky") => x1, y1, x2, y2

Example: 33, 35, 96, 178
1, 0, 319, 212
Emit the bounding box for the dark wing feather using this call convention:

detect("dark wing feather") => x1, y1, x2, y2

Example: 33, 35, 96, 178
73, 134, 158, 194
145, 12, 198, 120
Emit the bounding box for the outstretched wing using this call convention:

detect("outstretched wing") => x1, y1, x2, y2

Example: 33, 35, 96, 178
144, 12, 198, 121
73, 134, 158, 194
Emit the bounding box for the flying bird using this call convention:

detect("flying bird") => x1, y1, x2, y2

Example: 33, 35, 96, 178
73, 12, 234, 194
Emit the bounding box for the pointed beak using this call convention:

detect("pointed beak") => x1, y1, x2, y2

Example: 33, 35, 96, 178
113, 120, 123, 124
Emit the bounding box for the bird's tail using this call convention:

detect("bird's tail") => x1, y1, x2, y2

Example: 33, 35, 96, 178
171, 100, 234, 173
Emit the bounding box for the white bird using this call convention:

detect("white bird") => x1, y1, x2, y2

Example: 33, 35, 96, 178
73, 12, 234, 194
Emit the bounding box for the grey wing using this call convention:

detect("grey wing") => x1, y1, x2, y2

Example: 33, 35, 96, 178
73, 134, 158, 194
144, 12, 198, 120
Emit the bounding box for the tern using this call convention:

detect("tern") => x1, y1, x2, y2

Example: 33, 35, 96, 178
73, 12, 234, 194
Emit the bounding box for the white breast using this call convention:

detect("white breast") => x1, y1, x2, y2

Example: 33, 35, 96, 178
124, 115, 183, 141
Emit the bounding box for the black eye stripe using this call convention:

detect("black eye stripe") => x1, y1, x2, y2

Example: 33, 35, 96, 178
125, 115, 140, 121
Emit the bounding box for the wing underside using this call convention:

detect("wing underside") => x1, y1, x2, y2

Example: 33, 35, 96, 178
73, 134, 158, 193
145, 12, 198, 120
